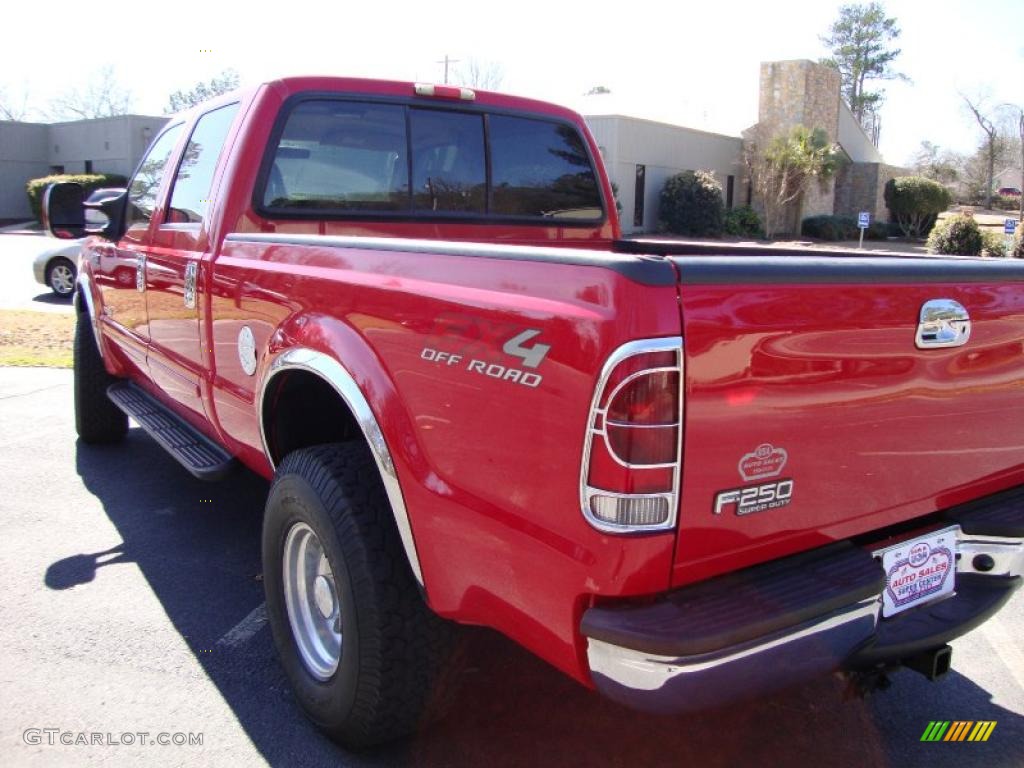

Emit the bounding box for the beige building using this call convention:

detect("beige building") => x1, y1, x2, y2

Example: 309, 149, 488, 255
586, 116, 744, 235
587, 59, 905, 236
0, 114, 167, 222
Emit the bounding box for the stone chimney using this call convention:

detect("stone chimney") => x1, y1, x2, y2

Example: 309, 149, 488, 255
754, 60, 843, 228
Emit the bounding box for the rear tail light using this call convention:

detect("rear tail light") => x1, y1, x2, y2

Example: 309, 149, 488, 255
580, 338, 683, 533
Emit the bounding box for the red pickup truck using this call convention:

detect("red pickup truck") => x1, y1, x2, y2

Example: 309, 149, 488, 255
44, 76, 1024, 747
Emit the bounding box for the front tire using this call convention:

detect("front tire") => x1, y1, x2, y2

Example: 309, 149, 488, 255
73, 310, 127, 444
263, 442, 454, 747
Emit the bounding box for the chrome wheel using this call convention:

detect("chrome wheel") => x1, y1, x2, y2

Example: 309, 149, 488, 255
282, 522, 342, 680
49, 261, 75, 296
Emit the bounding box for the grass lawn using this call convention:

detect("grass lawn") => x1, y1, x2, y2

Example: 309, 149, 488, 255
0, 310, 74, 368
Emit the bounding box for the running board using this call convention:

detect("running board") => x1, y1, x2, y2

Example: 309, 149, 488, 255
106, 382, 236, 480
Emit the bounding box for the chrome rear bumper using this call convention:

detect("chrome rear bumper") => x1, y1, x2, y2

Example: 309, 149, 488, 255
584, 520, 1023, 713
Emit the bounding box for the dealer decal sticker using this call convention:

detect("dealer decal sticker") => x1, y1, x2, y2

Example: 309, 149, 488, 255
714, 443, 794, 516
884, 540, 954, 611
738, 443, 788, 481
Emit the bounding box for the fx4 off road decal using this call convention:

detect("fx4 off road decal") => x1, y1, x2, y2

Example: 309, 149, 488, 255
420, 313, 551, 389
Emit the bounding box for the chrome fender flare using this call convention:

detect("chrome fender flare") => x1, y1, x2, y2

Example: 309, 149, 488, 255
257, 347, 424, 588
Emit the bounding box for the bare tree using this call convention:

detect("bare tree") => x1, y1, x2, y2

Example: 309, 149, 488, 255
0, 84, 29, 121
962, 93, 1004, 209
1000, 104, 1024, 221
165, 69, 240, 113
48, 66, 134, 121
455, 59, 504, 91
910, 141, 963, 186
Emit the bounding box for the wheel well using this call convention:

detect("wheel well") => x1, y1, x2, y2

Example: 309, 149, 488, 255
262, 370, 363, 467
46, 256, 75, 275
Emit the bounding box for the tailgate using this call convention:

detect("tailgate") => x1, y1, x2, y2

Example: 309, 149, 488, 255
670, 254, 1024, 587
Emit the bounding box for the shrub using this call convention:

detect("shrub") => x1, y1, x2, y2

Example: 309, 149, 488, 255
1014, 231, 1024, 259
927, 214, 984, 256
981, 229, 1010, 257
865, 220, 889, 240
803, 216, 889, 240
992, 194, 1020, 211
723, 206, 763, 238
25, 173, 128, 221
659, 170, 724, 237
884, 176, 953, 238
802, 214, 840, 240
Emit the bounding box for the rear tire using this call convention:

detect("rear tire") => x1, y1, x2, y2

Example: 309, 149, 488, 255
74, 309, 127, 444
263, 442, 455, 747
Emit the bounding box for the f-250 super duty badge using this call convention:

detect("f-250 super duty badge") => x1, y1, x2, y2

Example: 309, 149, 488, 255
714, 443, 794, 515
714, 479, 794, 516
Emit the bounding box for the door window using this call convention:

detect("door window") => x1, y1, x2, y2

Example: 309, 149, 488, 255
127, 124, 184, 229
167, 104, 240, 225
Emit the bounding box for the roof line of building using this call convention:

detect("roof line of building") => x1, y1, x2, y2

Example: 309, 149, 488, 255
1, 114, 166, 128
584, 113, 741, 142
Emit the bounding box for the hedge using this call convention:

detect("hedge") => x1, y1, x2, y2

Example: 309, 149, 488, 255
658, 170, 724, 237
801, 214, 887, 241
723, 206, 763, 238
25, 173, 128, 221
884, 176, 952, 238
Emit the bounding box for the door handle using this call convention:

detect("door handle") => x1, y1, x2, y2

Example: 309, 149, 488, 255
184, 261, 198, 309
135, 254, 146, 293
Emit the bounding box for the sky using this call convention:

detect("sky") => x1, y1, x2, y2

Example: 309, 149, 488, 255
1, 0, 1021, 166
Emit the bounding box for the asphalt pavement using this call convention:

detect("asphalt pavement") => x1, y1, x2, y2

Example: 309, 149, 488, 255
1, 365, 1022, 767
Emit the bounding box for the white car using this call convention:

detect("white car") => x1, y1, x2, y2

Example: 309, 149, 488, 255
32, 239, 82, 298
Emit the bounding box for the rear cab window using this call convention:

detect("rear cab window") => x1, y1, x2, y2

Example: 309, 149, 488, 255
257, 95, 605, 225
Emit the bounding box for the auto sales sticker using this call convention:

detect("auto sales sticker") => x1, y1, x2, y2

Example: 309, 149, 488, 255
875, 527, 957, 618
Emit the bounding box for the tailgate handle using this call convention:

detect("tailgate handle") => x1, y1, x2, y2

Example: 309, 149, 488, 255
916, 299, 970, 349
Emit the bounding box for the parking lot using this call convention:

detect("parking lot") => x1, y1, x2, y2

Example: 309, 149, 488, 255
0, 233, 76, 314
1, 364, 1022, 767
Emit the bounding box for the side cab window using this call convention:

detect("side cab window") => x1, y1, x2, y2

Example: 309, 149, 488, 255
166, 104, 240, 225
125, 124, 185, 237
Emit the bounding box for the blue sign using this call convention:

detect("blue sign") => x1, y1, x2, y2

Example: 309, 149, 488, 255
858, 212, 871, 229
1005, 218, 1017, 235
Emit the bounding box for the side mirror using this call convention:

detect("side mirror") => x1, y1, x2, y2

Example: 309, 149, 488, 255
42, 183, 85, 239
85, 188, 128, 241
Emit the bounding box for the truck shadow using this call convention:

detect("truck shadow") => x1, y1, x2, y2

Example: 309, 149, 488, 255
71, 431, 1024, 768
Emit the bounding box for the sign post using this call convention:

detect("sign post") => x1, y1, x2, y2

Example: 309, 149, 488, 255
858, 212, 871, 250
1005, 218, 1017, 255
